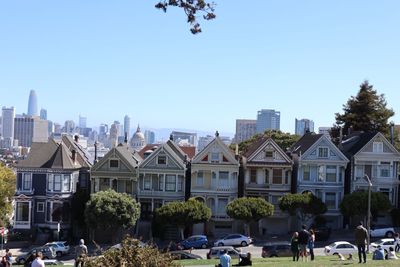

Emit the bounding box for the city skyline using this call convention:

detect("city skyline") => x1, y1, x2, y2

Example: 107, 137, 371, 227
1, 1, 400, 134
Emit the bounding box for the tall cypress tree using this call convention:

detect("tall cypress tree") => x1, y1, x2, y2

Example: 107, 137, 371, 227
335, 81, 394, 135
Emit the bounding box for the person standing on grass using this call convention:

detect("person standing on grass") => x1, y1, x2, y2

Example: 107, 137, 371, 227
31, 252, 45, 267
298, 225, 311, 262
291, 232, 299, 261
354, 221, 368, 264
308, 229, 315, 261
75, 239, 88, 267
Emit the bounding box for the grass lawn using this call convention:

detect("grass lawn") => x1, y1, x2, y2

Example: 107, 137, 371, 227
177, 256, 399, 266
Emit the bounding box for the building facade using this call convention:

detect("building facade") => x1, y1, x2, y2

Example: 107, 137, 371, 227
234, 119, 256, 143
295, 118, 314, 136
256, 109, 280, 133
14, 116, 48, 147
1, 106, 15, 148
27, 90, 38, 117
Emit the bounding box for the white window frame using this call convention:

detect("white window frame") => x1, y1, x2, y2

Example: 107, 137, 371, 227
37, 202, 45, 213
325, 192, 337, 210
265, 150, 274, 158
303, 165, 310, 181
326, 165, 337, 182
196, 171, 204, 186
16, 201, 31, 222
211, 152, 220, 163
157, 155, 167, 165
53, 174, 62, 192
109, 159, 119, 168
144, 175, 151, 190
373, 142, 383, 153
379, 162, 391, 178
165, 175, 176, 192
63, 175, 71, 192
22, 173, 32, 191
318, 147, 329, 158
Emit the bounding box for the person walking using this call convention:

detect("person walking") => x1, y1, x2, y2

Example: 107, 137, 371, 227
31, 252, 45, 267
308, 229, 315, 261
219, 250, 231, 267
354, 221, 368, 264
75, 239, 88, 267
298, 225, 311, 262
290, 232, 299, 261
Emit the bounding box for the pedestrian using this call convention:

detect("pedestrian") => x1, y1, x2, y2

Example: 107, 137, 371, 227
75, 239, 88, 267
354, 221, 368, 263
308, 229, 315, 261
298, 225, 310, 262
5, 250, 13, 267
290, 232, 299, 261
395, 233, 400, 252
31, 252, 45, 267
219, 249, 231, 267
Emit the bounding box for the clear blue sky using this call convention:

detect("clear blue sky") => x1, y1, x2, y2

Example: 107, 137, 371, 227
1, 1, 399, 136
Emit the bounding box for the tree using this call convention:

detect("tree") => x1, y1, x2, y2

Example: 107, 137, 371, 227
84, 190, 140, 235
155, 198, 211, 239
0, 164, 16, 226
279, 193, 327, 225
225, 197, 274, 236
236, 130, 300, 154
340, 191, 392, 222
155, 0, 216, 34
334, 81, 394, 136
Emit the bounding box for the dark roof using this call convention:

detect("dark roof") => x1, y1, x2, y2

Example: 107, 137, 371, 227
243, 136, 269, 158
289, 132, 323, 155
340, 131, 378, 159
115, 143, 142, 166
138, 142, 195, 160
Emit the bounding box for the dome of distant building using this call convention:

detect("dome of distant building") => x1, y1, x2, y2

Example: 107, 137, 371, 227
130, 125, 146, 151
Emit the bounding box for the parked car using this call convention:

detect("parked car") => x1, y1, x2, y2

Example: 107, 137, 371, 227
324, 241, 357, 256
44, 241, 70, 257
369, 238, 396, 253
110, 239, 146, 250
179, 235, 208, 249
214, 234, 253, 247
262, 242, 291, 257
207, 246, 247, 259
170, 251, 202, 260
43, 259, 64, 265
370, 225, 395, 238
313, 226, 331, 241
15, 246, 57, 265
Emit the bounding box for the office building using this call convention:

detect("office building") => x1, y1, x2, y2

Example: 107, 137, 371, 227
171, 131, 197, 146
318, 127, 331, 136
144, 130, 155, 144
256, 109, 280, 133
40, 108, 47, 120
124, 115, 131, 138
79, 115, 87, 129
14, 116, 48, 147
1, 107, 15, 148
27, 90, 38, 116
295, 118, 314, 135
234, 119, 256, 143
64, 120, 75, 134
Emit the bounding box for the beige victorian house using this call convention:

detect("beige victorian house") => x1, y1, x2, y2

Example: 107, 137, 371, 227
191, 132, 240, 237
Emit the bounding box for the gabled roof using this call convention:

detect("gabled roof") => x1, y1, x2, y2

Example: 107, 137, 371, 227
289, 132, 324, 155
61, 135, 92, 167
244, 137, 292, 164
138, 144, 160, 159
139, 140, 187, 169
42, 142, 78, 169
340, 131, 378, 159
192, 136, 238, 165
138, 143, 195, 161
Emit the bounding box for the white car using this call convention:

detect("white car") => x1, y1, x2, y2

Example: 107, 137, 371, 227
370, 225, 395, 238
214, 234, 253, 247
369, 238, 396, 253
324, 241, 357, 256
45, 241, 70, 257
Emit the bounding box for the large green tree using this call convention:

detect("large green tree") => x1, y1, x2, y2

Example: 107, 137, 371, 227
155, 0, 216, 34
334, 81, 394, 136
236, 130, 300, 154
155, 198, 211, 239
340, 191, 392, 221
0, 164, 16, 226
84, 190, 140, 235
279, 193, 327, 225
226, 197, 274, 236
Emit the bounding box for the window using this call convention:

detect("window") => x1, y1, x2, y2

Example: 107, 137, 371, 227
178, 175, 183, 192
265, 150, 273, 158
144, 175, 151, 190
46, 201, 65, 222
218, 172, 229, 187
63, 175, 71, 192
303, 166, 310, 181
272, 169, 282, 184
126, 180, 133, 194
325, 193, 336, 209
271, 195, 280, 205
54, 175, 62, 191
37, 202, 44, 212
250, 169, 257, 183
380, 162, 390, 177
157, 155, 167, 165
326, 166, 337, 182
355, 165, 364, 179
197, 171, 204, 186
109, 159, 119, 168
318, 166, 325, 182
264, 169, 269, 184
165, 175, 176, 191
285, 170, 290, 184
158, 174, 164, 191
373, 142, 383, 153
16, 202, 29, 222
22, 173, 32, 190
211, 152, 219, 162
217, 198, 228, 214
99, 178, 110, 191
318, 147, 328, 158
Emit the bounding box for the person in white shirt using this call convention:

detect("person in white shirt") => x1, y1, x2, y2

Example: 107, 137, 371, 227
31, 251, 45, 267
387, 247, 398, 260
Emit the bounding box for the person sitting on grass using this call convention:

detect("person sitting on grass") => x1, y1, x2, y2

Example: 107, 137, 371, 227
372, 245, 385, 260
233, 252, 252, 266
387, 247, 398, 260
336, 253, 346, 261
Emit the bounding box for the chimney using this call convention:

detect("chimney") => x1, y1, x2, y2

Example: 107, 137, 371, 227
72, 150, 76, 163
235, 144, 239, 156
169, 134, 173, 141
215, 131, 219, 137
74, 135, 79, 142
94, 141, 98, 164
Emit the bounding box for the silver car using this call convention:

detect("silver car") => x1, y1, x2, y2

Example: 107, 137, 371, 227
214, 234, 253, 247
207, 246, 247, 259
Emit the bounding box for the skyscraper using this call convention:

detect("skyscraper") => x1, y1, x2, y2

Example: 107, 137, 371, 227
144, 130, 155, 144
14, 116, 48, 147
1, 107, 15, 148
234, 119, 256, 143
295, 118, 314, 135
27, 90, 38, 116
40, 108, 47, 120
256, 109, 280, 133
124, 115, 131, 138
64, 120, 75, 134
79, 115, 87, 129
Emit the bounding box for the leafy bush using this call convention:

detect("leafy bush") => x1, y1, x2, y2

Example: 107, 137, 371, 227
85, 237, 178, 267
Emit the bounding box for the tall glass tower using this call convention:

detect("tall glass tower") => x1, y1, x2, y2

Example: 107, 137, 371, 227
27, 90, 38, 116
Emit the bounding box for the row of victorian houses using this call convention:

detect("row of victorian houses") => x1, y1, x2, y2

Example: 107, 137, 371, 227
12, 130, 400, 240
